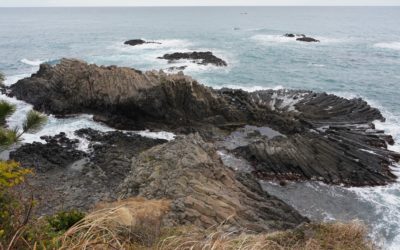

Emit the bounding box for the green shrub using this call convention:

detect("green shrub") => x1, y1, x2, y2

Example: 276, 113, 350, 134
47, 210, 85, 232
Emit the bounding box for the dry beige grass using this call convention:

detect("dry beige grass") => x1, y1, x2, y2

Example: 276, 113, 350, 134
56, 197, 375, 250
58, 197, 170, 250
160, 221, 375, 250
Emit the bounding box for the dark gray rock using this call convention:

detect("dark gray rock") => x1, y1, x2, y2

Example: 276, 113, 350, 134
284, 34, 320, 42
158, 51, 228, 66
9, 59, 400, 186
296, 36, 320, 42
119, 133, 308, 232
124, 39, 161, 46
10, 129, 166, 215
9, 132, 86, 172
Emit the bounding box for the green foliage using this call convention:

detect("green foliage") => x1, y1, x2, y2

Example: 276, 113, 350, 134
0, 72, 4, 87
0, 161, 32, 244
0, 127, 19, 147
47, 210, 85, 232
0, 161, 31, 189
22, 110, 47, 133
0, 101, 15, 125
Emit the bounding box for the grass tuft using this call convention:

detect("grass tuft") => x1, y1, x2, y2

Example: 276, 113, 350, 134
0, 101, 16, 125
22, 110, 47, 133
58, 197, 171, 250
53, 197, 375, 250
159, 221, 374, 250
0, 127, 19, 147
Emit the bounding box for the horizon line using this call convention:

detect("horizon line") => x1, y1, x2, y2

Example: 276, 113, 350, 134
1, 5, 400, 8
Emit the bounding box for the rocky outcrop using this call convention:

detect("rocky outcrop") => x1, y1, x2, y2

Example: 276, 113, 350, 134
284, 34, 320, 42
119, 134, 307, 232
233, 130, 400, 186
158, 52, 228, 66
296, 36, 320, 42
9, 59, 399, 186
9, 130, 166, 215
10, 133, 86, 172
124, 39, 161, 46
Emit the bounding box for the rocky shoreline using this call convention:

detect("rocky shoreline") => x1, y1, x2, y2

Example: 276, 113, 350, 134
5, 59, 400, 232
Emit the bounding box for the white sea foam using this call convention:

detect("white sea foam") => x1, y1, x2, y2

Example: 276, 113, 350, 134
251, 34, 296, 44
107, 40, 233, 74
214, 84, 284, 92
374, 42, 400, 51
332, 91, 400, 153
111, 39, 193, 52
20, 58, 45, 66
348, 173, 400, 250
3, 74, 31, 87
136, 130, 175, 141
251, 34, 347, 45
314, 91, 400, 248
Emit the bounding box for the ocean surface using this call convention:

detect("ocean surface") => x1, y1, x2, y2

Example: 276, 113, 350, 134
0, 6, 400, 249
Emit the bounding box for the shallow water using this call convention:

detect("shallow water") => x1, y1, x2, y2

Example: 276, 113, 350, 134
0, 6, 400, 249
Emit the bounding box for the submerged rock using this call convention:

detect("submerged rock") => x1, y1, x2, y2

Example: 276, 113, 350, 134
284, 33, 296, 38
284, 34, 320, 42
166, 65, 187, 71
124, 39, 161, 46
119, 133, 307, 232
9, 59, 400, 186
296, 36, 320, 42
158, 51, 228, 66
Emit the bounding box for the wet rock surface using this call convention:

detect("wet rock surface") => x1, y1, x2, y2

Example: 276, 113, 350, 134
284, 34, 320, 42
9, 130, 166, 215
124, 39, 161, 46
158, 51, 228, 66
10, 133, 85, 172
119, 134, 308, 232
9, 59, 400, 187
296, 36, 320, 42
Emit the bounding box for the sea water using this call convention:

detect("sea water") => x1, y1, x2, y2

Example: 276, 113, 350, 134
0, 6, 399, 248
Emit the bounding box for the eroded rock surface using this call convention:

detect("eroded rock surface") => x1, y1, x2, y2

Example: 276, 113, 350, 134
119, 133, 307, 232
158, 51, 228, 66
9, 59, 399, 186
9, 130, 166, 215
10, 132, 85, 172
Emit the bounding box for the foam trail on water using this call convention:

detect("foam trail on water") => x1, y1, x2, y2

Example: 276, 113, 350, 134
251, 34, 348, 45
374, 42, 400, 51
20, 58, 45, 66
251, 34, 296, 44
213, 84, 284, 92
3, 74, 31, 87
111, 39, 193, 52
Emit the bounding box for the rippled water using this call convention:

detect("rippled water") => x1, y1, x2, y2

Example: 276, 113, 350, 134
0, 6, 399, 249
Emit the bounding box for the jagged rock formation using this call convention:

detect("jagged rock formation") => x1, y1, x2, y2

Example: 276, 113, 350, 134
10, 130, 166, 215
9, 59, 399, 186
119, 134, 307, 232
124, 39, 161, 46
158, 51, 228, 66
10, 133, 86, 172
